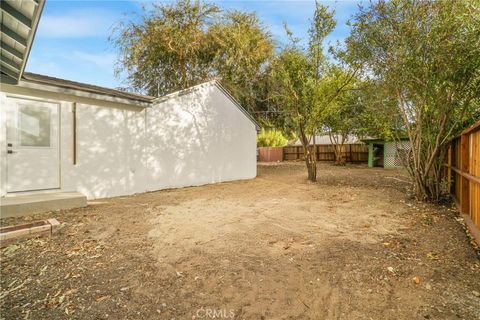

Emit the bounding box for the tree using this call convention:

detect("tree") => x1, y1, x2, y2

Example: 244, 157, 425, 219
269, 47, 318, 180
317, 66, 363, 165
346, 0, 480, 201
269, 2, 360, 180
209, 11, 274, 113
111, 0, 219, 96
268, 2, 337, 181
110, 0, 274, 114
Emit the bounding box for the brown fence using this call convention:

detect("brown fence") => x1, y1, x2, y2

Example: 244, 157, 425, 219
446, 120, 480, 242
283, 144, 368, 163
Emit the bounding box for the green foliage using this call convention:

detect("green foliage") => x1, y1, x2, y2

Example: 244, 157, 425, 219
111, 0, 219, 94
346, 0, 480, 201
315, 66, 359, 130
209, 11, 274, 113
110, 0, 274, 113
268, 48, 316, 137
268, 1, 337, 138
308, 2, 336, 80
257, 128, 288, 147
267, 2, 357, 180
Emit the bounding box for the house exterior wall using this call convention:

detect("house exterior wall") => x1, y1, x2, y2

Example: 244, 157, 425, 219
146, 83, 257, 191
0, 82, 257, 200
0, 92, 7, 197
62, 103, 148, 199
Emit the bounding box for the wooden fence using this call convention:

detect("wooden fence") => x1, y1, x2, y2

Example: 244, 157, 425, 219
446, 120, 480, 242
283, 144, 369, 163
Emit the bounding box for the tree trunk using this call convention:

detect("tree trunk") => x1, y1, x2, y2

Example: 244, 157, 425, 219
299, 126, 317, 182
329, 133, 346, 166
409, 145, 448, 202
333, 144, 346, 166
305, 145, 317, 182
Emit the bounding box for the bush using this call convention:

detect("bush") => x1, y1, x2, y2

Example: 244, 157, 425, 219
257, 128, 288, 147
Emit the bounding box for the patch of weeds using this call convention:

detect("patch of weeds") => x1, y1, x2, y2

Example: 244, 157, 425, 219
387, 266, 400, 276
2, 244, 21, 257
421, 215, 434, 226
426, 252, 439, 260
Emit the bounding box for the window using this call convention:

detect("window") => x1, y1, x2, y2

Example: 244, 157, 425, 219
19, 105, 51, 147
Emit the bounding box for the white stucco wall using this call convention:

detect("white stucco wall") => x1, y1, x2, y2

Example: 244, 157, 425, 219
0, 81, 257, 200
63, 103, 147, 199
146, 83, 257, 191
0, 92, 7, 197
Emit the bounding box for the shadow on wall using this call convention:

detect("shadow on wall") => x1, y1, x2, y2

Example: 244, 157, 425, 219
72, 102, 146, 199
146, 83, 255, 191
69, 83, 255, 199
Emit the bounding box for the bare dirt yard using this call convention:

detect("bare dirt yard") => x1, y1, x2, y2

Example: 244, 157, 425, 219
1, 162, 479, 320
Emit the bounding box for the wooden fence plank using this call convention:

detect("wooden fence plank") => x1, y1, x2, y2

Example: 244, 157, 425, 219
446, 120, 480, 244
461, 134, 470, 215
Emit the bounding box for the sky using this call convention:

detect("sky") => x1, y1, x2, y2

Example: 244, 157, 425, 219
26, 0, 363, 90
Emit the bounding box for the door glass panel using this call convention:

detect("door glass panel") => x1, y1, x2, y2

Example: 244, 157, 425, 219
19, 105, 51, 147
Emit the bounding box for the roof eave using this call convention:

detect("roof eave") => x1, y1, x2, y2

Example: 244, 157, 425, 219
17, 78, 152, 108
19, 0, 45, 82
0, 0, 45, 84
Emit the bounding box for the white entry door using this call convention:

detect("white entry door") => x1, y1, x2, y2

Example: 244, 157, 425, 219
6, 97, 60, 192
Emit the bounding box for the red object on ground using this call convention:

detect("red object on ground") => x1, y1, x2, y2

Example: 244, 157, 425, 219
258, 147, 283, 162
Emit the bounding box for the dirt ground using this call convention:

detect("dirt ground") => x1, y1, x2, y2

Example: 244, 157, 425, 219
1, 162, 479, 320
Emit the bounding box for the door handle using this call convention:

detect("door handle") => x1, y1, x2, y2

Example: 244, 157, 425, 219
7, 150, 17, 154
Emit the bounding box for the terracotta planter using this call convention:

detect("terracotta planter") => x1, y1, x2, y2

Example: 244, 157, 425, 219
258, 147, 284, 162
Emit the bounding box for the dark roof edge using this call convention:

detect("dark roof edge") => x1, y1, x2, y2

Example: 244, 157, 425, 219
22, 72, 155, 103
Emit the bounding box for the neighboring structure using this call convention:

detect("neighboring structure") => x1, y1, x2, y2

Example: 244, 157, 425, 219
362, 138, 411, 168
293, 134, 361, 146
0, 0, 259, 215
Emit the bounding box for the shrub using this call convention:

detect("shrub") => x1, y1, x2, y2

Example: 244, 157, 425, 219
257, 128, 288, 147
